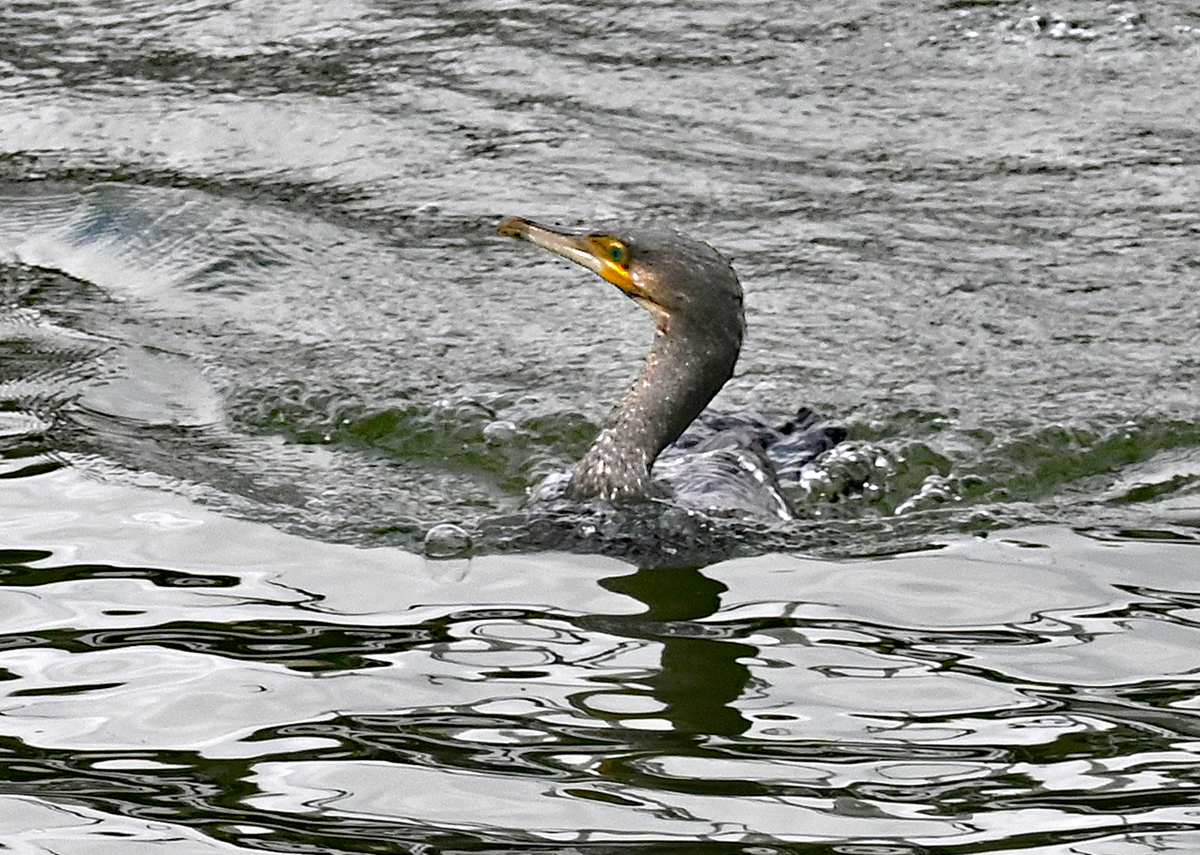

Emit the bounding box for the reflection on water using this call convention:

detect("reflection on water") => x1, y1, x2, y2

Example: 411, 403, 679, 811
2, 471, 1200, 850
594, 566, 756, 736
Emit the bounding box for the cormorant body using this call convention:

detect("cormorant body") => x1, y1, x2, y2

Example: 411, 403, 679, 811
498, 216, 843, 520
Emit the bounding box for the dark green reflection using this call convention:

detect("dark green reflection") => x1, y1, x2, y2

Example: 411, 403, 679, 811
591, 565, 756, 737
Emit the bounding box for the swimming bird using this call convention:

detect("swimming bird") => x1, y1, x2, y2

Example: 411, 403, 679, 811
498, 216, 843, 520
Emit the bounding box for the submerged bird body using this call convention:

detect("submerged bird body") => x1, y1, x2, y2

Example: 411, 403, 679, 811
498, 216, 841, 520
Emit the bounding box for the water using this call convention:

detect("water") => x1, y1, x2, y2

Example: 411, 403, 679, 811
2, 1, 1200, 851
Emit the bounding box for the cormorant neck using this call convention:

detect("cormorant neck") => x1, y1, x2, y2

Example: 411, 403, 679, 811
566, 318, 740, 502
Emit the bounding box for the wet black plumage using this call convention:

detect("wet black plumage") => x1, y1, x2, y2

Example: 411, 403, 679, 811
498, 216, 843, 520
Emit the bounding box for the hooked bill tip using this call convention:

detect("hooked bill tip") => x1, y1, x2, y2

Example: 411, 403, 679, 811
497, 215, 531, 239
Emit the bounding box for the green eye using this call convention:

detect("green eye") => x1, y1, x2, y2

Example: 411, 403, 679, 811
591, 236, 630, 267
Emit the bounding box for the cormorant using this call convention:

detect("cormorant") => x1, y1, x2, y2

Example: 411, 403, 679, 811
498, 216, 843, 520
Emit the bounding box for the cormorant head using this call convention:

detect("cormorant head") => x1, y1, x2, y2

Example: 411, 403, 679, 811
498, 216, 745, 348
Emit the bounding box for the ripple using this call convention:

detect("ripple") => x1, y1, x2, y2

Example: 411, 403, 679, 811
4, 0, 1200, 850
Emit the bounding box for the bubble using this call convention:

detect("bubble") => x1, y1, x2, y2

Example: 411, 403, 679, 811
423, 523, 472, 558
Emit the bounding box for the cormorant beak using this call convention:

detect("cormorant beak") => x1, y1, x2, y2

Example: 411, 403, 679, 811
498, 216, 637, 296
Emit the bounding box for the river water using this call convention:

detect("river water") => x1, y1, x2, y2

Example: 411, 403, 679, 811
2, 1, 1200, 852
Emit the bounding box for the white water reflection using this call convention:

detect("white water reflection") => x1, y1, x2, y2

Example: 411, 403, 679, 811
2, 468, 1200, 849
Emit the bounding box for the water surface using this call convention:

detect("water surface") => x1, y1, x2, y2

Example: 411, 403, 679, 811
1, 1, 1200, 852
